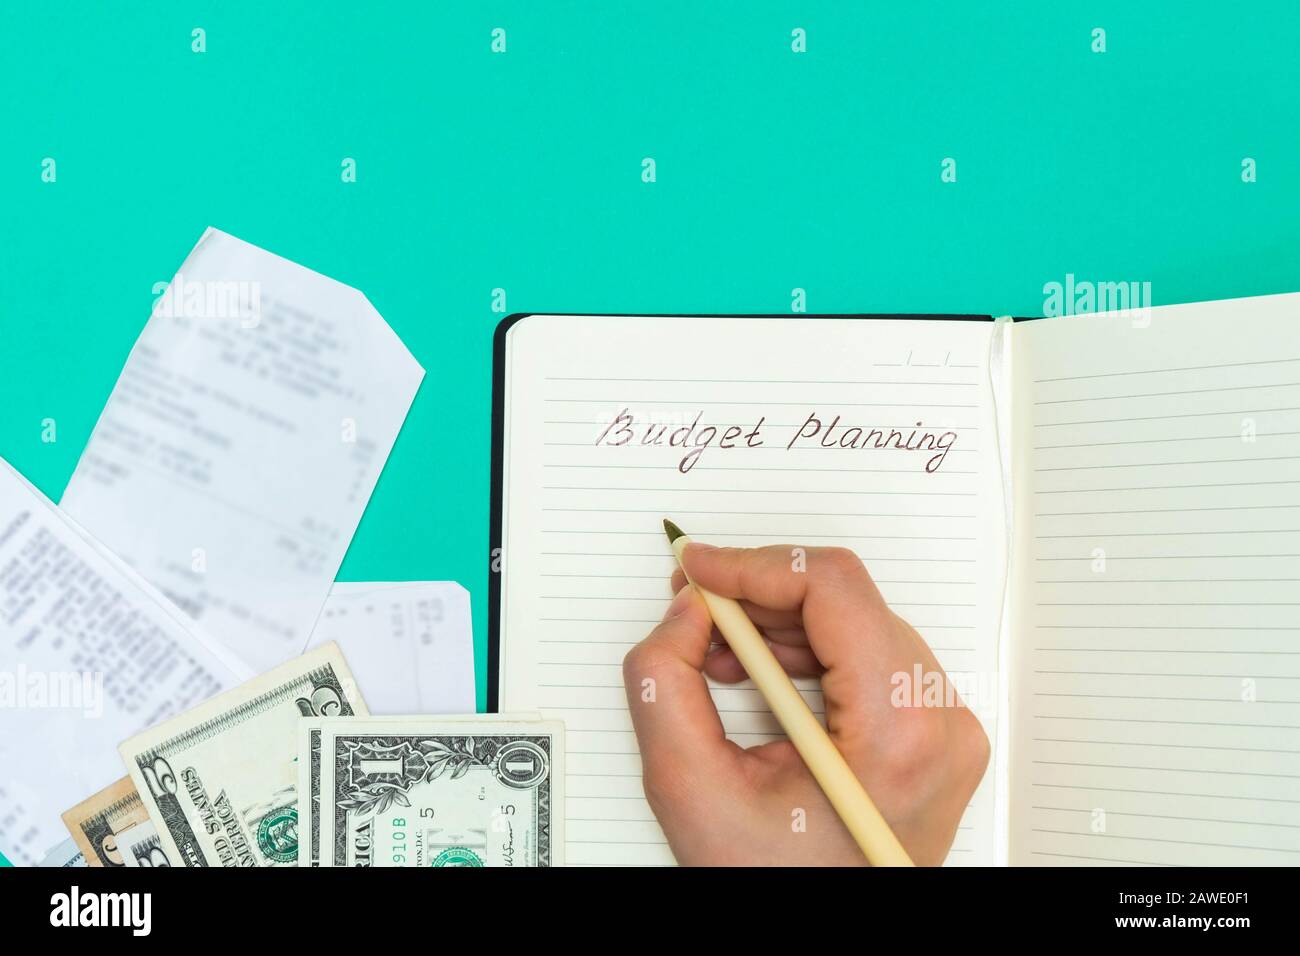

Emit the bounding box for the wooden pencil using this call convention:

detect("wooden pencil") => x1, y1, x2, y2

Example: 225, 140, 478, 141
664, 518, 915, 867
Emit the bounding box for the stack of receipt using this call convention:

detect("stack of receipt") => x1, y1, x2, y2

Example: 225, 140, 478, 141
0, 230, 497, 866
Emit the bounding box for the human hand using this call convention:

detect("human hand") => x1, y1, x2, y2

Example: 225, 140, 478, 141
622, 544, 990, 866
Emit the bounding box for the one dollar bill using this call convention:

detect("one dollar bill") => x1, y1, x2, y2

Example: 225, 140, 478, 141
120, 642, 367, 867
303, 716, 563, 867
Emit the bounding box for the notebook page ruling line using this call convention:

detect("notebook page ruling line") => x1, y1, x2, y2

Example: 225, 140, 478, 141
1008, 294, 1300, 866
499, 316, 1003, 868
500, 315, 1007, 865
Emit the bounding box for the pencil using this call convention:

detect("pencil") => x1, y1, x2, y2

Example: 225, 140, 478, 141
663, 518, 915, 867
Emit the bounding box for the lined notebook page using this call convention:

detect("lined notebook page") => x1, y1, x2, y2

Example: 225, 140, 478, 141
500, 314, 1007, 865
1009, 294, 1300, 865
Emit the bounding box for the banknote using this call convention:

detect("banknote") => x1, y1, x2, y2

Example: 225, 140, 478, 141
118, 820, 171, 867
61, 776, 172, 867
298, 713, 542, 867
37, 837, 87, 868
120, 642, 366, 867
305, 716, 563, 867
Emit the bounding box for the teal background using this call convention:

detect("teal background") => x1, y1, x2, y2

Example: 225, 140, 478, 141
2, 3, 1298, 865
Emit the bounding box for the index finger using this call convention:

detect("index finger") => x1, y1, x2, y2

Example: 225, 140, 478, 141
679, 543, 912, 680
623, 586, 741, 785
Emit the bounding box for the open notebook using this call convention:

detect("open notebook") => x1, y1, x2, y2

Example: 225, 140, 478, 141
492, 296, 1299, 866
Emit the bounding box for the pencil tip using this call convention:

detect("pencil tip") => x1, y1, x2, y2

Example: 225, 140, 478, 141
662, 518, 685, 543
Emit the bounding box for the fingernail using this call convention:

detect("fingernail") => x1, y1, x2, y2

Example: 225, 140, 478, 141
683, 541, 717, 556
664, 585, 695, 620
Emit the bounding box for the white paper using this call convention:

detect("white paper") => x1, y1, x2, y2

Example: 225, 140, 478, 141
60, 228, 425, 673
499, 314, 1007, 865
305, 582, 476, 715
116, 820, 165, 867
0, 456, 245, 866
37, 836, 87, 868
1009, 293, 1300, 865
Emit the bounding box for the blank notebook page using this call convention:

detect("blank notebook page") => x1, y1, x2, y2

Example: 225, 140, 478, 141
1009, 294, 1300, 865
500, 314, 1007, 865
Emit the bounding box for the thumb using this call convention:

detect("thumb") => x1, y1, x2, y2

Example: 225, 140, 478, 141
622, 586, 739, 784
